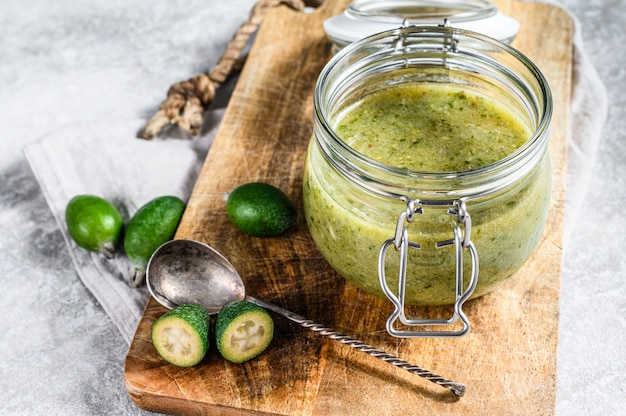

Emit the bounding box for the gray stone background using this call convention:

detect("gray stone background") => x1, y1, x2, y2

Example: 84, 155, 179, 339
1, 0, 624, 415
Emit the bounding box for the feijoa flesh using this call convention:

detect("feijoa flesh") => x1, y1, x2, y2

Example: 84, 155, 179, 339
215, 300, 274, 363
226, 182, 296, 237
151, 303, 211, 367
65, 194, 123, 259
124, 195, 185, 287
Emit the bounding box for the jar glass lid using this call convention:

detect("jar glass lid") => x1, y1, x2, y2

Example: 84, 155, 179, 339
324, 0, 520, 48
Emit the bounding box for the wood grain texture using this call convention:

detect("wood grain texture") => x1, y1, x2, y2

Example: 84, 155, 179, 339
124, 1, 573, 414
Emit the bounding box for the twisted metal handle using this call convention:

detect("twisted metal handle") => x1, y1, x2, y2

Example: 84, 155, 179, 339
246, 296, 466, 397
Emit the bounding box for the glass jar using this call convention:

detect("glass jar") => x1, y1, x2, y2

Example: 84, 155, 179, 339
303, 26, 552, 333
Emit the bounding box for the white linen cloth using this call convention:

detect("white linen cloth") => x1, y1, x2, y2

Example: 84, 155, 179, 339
23, 3, 607, 344
24, 110, 223, 343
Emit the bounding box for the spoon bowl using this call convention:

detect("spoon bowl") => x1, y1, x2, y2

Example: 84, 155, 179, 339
146, 239, 245, 314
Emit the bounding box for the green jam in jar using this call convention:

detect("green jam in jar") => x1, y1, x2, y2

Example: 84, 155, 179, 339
303, 82, 551, 306
335, 84, 529, 172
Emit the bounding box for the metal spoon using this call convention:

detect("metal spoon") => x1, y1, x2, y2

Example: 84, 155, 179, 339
146, 239, 466, 397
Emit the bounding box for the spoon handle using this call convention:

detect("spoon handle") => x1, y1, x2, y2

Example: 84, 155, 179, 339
245, 296, 465, 397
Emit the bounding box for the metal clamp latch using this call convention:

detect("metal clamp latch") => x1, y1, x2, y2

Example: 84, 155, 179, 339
378, 199, 479, 338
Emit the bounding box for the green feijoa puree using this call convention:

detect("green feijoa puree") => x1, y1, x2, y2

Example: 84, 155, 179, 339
335, 84, 529, 172
303, 83, 551, 306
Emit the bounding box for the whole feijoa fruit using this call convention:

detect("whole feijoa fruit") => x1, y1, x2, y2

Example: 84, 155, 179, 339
226, 182, 296, 237
65, 194, 123, 259
124, 195, 185, 287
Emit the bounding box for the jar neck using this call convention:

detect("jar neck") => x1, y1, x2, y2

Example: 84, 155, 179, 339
313, 26, 552, 201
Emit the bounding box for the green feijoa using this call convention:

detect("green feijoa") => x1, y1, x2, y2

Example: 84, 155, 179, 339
215, 300, 274, 364
65, 194, 123, 259
151, 303, 211, 367
226, 182, 296, 237
124, 195, 185, 287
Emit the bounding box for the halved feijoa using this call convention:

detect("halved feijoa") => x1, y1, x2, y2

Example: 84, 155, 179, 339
215, 301, 274, 363
151, 303, 210, 367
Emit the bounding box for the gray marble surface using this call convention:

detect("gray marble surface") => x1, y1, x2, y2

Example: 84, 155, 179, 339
1, 0, 624, 415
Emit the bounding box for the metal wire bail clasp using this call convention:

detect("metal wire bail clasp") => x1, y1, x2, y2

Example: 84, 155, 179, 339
378, 199, 479, 338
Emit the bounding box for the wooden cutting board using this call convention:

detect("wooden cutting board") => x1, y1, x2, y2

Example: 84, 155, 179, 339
124, 1, 573, 414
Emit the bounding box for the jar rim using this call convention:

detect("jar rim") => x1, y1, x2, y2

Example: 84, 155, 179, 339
313, 26, 552, 198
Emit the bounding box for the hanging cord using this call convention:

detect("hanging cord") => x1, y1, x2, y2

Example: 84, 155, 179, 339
139, 0, 310, 140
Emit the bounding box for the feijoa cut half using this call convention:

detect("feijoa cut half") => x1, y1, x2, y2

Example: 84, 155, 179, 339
65, 194, 123, 259
215, 300, 274, 363
226, 182, 296, 237
151, 303, 211, 367
124, 195, 185, 287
